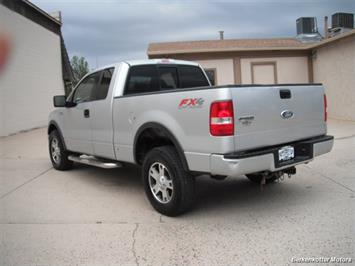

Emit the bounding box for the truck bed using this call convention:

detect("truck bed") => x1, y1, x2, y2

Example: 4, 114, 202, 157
113, 83, 326, 165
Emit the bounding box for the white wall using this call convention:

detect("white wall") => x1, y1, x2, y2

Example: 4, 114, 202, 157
196, 59, 235, 85
241, 56, 309, 84
0, 5, 64, 136
313, 35, 355, 121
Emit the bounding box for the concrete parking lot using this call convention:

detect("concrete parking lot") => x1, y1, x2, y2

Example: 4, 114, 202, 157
1, 119, 354, 265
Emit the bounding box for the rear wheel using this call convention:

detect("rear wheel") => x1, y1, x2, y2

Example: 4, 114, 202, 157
246, 173, 278, 184
142, 146, 195, 216
49, 130, 73, 170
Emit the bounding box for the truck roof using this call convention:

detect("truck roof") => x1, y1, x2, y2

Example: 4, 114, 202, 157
94, 59, 199, 72
125, 59, 199, 66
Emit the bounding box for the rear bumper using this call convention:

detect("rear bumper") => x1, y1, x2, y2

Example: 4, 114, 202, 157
210, 135, 334, 177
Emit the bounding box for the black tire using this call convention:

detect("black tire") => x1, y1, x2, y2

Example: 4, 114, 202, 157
49, 130, 73, 170
246, 173, 278, 184
142, 146, 195, 216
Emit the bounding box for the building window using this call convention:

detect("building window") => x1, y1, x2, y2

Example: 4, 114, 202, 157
204, 68, 217, 86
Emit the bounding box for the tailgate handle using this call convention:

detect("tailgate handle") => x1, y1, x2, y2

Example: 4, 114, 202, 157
280, 89, 291, 99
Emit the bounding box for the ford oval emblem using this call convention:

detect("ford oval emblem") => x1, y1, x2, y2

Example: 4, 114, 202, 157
281, 110, 294, 119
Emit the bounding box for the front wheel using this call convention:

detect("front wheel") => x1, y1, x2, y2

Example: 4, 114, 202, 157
142, 146, 195, 216
49, 130, 73, 170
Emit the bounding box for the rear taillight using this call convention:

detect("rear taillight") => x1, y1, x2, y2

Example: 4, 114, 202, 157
324, 94, 327, 122
210, 100, 234, 136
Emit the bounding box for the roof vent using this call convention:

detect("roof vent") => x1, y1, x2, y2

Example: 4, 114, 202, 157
219, 31, 224, 40
329, 12, 354, 37
296, 17, 322, 43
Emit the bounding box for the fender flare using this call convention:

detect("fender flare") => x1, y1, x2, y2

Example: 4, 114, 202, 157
134, 122, 189, 171
48, 120, 67, 150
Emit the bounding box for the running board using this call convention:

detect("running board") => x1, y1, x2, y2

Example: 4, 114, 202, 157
68, 155, 122, 169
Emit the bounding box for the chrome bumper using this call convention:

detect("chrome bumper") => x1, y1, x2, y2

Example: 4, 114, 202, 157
210, 135, 334, 177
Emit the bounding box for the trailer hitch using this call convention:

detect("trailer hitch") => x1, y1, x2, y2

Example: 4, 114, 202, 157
260, 167, 296, 190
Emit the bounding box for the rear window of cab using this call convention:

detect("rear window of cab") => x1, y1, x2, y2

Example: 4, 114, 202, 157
124, 65, 209, 95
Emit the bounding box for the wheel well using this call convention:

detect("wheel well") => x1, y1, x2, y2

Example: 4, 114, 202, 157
47, 122, 67, 150
48, 124, 58, 135
134, 125, 188, 171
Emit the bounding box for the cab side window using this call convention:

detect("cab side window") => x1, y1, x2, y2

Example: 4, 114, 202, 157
159, 67, 178, 90
125, 65, 159, 95
73, 72, 100, 103
178, 66, 209, 88
92, 68, 114, 101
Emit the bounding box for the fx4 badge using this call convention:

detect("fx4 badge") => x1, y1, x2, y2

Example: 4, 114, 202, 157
178, 98, 204, 109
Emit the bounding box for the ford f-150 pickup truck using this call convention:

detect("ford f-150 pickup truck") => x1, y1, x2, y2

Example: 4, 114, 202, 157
48, 59, 333, 216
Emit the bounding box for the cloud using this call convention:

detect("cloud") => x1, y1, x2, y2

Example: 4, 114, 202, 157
31, 0, 355, 67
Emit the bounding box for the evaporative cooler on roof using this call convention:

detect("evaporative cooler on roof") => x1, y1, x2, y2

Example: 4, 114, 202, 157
332, 13, 354, 29
296, 17, 318, 35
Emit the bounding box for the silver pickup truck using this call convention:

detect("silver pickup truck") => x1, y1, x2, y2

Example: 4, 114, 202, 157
48, 59, 333, 216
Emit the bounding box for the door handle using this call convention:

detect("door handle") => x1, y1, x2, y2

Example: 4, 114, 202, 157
84, 109, 90, 118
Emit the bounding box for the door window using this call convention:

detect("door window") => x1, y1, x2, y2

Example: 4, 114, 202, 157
92, 68, 114, 101
73, 72, 100, 103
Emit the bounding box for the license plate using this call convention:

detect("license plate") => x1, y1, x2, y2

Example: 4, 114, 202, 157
278, 146, 294, 162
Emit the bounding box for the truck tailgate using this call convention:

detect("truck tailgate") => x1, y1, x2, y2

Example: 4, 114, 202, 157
231, 85, 327, 151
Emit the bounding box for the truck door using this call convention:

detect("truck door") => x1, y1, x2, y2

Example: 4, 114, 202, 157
63, 72, 100, 155
89, 67, 116, 159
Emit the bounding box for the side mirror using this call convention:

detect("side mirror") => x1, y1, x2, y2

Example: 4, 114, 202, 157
53, 95, 66, 107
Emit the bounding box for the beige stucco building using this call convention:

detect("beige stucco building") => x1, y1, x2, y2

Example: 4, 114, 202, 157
148, 30, 355, 121
312, 33, 355, 121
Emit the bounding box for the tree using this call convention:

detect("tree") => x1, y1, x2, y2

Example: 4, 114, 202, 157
71, 55, 89, 85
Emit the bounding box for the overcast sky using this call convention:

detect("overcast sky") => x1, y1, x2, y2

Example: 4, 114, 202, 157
31, 0, 354, 68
